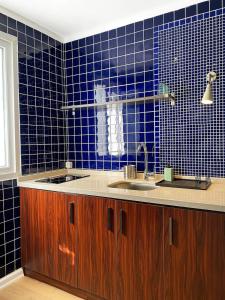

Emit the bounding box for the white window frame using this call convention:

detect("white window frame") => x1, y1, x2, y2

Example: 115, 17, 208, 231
0, 32, 20, 179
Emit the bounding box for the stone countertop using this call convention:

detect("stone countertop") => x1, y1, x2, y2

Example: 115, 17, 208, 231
18, 169, 225, 213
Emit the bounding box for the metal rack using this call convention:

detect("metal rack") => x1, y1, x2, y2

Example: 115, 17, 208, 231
61, 93, 175, 111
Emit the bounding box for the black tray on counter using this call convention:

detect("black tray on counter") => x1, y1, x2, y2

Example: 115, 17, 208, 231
156, 178, 211, 190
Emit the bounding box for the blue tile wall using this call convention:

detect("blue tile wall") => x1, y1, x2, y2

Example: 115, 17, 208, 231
0, 179, 20, 279
0, 13, 67, 176
65, 17, 156, 172
156, 12, 225, 177
65, 1, 225, 176
0, 13, 66, 278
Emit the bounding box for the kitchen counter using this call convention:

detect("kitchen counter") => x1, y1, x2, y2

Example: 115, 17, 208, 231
18, 169, 225, 212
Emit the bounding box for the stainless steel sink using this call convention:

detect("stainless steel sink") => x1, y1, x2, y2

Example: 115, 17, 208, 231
108, 181, 157, 191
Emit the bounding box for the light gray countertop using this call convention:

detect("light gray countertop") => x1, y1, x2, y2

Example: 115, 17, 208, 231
18, 169, 225, 213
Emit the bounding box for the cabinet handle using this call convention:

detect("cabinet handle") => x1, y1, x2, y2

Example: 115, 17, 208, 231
107, 208, 113, 231
120, 209, 125, 234
69, 202, 75, 224
169, 217, 173, 246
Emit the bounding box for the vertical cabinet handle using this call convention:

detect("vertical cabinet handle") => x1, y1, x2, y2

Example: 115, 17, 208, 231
107, 208, 113, 231
169, 217, 173, 246
69, 202, 75, 224
120, 209, 125, 234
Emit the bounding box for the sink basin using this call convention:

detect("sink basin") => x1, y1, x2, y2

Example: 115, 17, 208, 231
108, 181, 157, 191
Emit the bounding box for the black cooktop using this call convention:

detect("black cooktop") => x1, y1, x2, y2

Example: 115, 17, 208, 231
156, 178, 211, 190
36, 174, 90, 184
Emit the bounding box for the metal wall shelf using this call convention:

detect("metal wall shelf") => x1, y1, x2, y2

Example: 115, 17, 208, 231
61, 93, 175, 111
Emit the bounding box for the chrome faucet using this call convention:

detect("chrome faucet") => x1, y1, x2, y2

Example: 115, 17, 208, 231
137, 142, 149, 180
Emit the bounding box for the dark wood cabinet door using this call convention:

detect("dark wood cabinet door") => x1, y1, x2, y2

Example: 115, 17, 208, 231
116, 201, 164, 300
20, 188, 77, 287
21, 188, 43, 273
164, 207, 225, 300
200, 210, 225, 300
77, 196, 116, 300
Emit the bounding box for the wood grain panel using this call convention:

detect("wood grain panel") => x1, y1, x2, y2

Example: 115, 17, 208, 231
164, 207, 225, 300
164, 207, 201, 300
116, 201, 164, 300
198, 210, 225, 300
20, 188, 77, 287
20, 188, 44, 273
21, 188, 225, 300
77, 196, 116, 300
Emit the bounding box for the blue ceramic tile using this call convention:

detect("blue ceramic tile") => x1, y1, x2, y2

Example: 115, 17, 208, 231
198, 1, 210, 13
126, 23, 135, 34
71, 40, 78, 49
186, 5, 197, 17
65, 42, 72, 51
0, 24, 7, 33
198, 13, 204, 20
0, 13, 7, 25
210, 0, 222, 10
216, 8, 223, 14
144, 18, 153, 29
154, 15, 164, 26
94, 33, 101, 43
125, 34, 135, 45
0, 178, 20, 278
101, 31, 109, 41
86, 35, 93, 45
7, 17, 16, 29
117, 26, 125, 36
109, 29, 117, 39
79, 38, 85, 47
135, 21, 143, 32
175, 8, 185, 20
164, 12, 174, 23
135, 31, 143, 42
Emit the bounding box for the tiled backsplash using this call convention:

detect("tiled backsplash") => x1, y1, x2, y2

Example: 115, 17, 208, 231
156, 12, 225, 177
65, 0, 225, 175
0, 179, 20, 279
65, 20, 156, 171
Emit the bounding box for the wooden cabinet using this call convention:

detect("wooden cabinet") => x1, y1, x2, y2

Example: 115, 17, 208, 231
200, 211, 225, 300
76, 197, 163, 300
116, 201, 164, 300
77, 196, 116, 300
20, 188, 77, 287
21, 188, 225, 300
164, 207, 225, 300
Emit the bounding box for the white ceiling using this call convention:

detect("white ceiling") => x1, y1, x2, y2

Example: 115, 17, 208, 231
0, 0, 203, 43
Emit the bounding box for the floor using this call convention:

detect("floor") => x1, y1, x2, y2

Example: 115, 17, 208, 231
0, 276, 83, 300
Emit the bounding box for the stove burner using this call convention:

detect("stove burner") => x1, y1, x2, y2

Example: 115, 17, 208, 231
36, 174, 90, 184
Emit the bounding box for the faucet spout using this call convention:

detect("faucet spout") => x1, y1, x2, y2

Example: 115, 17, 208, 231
137, 143, 149, 180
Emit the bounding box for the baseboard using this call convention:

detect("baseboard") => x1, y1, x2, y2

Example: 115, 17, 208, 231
0, 268, 24, 288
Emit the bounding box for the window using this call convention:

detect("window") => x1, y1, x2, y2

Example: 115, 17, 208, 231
0, 32, 19, 177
